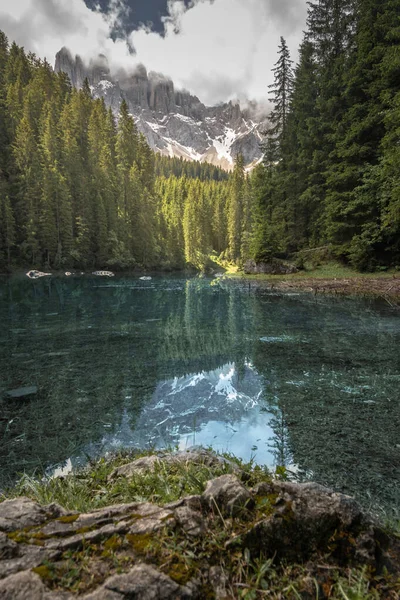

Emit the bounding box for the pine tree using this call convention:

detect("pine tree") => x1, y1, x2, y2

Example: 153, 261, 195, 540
40, 102, 73, 267
116, 100, 139, 220
228, 154, 245, 262
0, 31, 9, 174
285, 39, 319, 249
267, 37, 294, 162
13, 98, 42, 263
0, 173, 15, 267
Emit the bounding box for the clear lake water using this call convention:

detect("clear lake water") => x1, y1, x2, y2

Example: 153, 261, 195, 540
0, 274, 399, 515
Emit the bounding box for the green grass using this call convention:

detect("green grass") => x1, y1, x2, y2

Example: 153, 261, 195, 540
2, 450, 399, 598
1, 449, 268, 512
226, 261, 399, 281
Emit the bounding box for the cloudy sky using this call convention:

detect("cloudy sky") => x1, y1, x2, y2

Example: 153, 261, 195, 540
0, 0, 308, 106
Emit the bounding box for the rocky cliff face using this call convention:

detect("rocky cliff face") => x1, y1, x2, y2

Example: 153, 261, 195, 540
55, 48, 267, 170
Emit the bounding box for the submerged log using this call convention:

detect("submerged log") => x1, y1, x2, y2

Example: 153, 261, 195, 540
3, 386, 38, 400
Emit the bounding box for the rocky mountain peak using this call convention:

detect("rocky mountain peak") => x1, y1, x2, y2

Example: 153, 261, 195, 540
54, 48, 267, 170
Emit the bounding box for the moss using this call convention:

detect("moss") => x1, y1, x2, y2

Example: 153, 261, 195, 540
126, 533, 153, 554
281, 500, 295, 523
167, 562, 193, 586
31, 531, 49, 540
7, 531, 30, 544
57, 514, 80, 524
255, 492, 279, 517
75, 526, 92, 534
32, 565, 53, 580
103, 535, 123, 551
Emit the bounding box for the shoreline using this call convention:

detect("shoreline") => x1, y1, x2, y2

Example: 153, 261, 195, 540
3, 267, 400, 305
1, 449, 399, 598
226, 272, 400, 304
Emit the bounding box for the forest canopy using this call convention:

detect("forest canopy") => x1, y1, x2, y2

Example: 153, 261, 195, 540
0, 0, 400, 272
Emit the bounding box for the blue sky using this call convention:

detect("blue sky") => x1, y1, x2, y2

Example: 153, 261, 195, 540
84, 0, 191, 33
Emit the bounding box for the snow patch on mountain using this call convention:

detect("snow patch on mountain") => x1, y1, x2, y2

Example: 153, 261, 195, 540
55, 48, 268, 171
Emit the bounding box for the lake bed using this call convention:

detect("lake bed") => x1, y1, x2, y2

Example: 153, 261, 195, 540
1, 275, 399, 516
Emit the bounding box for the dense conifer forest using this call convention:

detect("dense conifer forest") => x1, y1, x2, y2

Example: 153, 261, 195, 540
0, 0, 399, 273
0, 34, 240, 272
154, 155, 229, 182
251, 0, 400, 271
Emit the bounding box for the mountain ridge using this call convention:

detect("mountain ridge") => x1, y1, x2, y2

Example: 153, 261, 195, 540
55, 47, 267, 171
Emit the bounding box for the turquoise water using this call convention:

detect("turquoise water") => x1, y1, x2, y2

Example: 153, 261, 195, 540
0, 275, 399, 514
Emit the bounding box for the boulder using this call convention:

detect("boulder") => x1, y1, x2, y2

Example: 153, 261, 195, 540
174, 505, 205, 537
0, 472, 397, 598
0, 571, 46, 600
83, 564, 195, 599
0, 498, 65, 533
244, 481, 388, 565
202, 475, 253, 517
244, 259, 298, 275
109, 449, 243, 480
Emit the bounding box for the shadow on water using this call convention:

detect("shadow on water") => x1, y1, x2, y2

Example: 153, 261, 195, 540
0, 274, 399, 516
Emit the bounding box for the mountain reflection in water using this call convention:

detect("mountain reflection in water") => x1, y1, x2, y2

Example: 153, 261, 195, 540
0, 275, 399, 516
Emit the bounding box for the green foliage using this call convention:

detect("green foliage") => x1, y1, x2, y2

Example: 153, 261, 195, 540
5, 1, 400, 275
154, 153, 229, 181
250, 0, 400, 272
0, 33, 241, 272
4, 450, 260, 512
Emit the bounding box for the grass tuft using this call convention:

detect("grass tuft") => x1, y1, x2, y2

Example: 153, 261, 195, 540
1, 449, 267, 512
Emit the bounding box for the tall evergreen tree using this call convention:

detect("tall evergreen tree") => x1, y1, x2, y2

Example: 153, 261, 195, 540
228, 154, 245, 262
267, 37, 295, 162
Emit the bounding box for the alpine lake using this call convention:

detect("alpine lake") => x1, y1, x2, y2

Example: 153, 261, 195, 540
0, 274, 399, 517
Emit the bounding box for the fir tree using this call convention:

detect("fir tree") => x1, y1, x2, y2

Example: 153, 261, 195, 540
228, 154, 245, 263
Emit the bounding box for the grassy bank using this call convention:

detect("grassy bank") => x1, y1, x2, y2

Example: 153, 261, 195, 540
1, 449, 258, 513
223, 262, 400, 305
1, 450, 399, 599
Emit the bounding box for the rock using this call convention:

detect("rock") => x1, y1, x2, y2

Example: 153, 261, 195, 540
244, 259, 298, 275
0, 546, 60, 579
54, 49, 266, 171
0, 570, 46, 599
26, 271, 51, 279
0, 498, 65, 532
174, 506, 205, 537
128, 508, 175, 536
110, 456, 160, 478
0, 533, 18, 561
0, 470, 398, 598
243, 480, 386, 565
42, 503, 175, 550
202, 475, 254, 517
3, 386, 38, 400
83, 564, 195, 599
166, 495, 205, 513
209, 566, 229, 599
92, 271, 114, 277
109, 449, 243, 480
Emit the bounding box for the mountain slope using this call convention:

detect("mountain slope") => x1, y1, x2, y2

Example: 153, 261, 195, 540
55, 48, 266, 170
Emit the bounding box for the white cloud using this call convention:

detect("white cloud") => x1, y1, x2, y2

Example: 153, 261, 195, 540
0, 0, 307, 106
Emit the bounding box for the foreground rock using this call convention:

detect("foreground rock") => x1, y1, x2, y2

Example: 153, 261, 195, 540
0, 453, 398, 598
109, 449, 243, 480
244, 259, 298, 275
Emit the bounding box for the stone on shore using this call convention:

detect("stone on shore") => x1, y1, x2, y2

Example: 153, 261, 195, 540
244, 259, 298, 275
